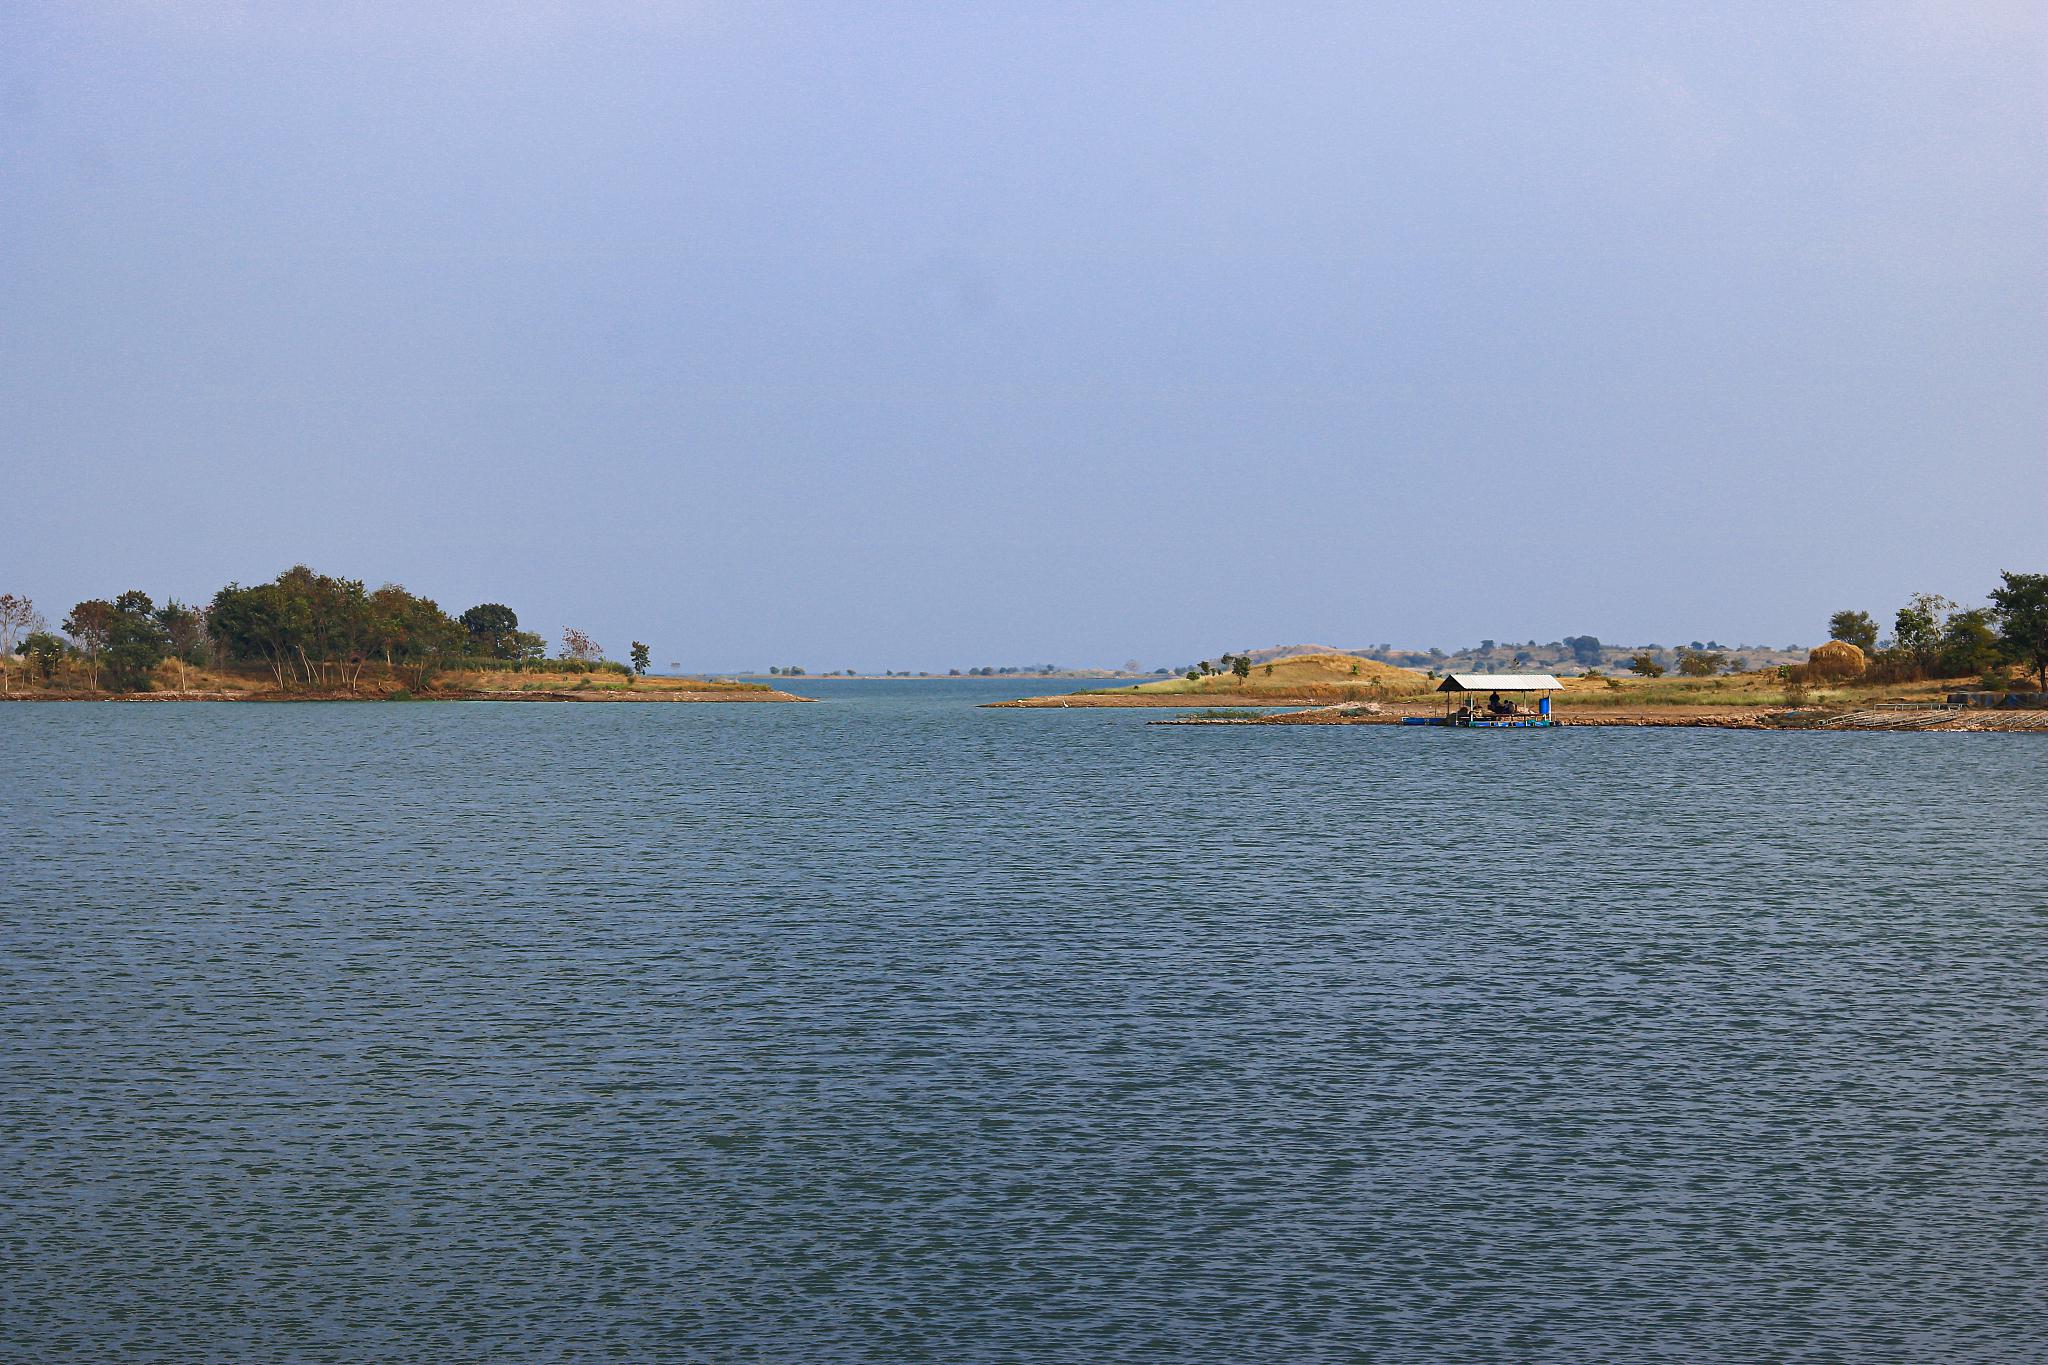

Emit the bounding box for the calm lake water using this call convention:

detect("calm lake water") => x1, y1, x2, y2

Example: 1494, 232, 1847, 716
3, 681, 2044, 1363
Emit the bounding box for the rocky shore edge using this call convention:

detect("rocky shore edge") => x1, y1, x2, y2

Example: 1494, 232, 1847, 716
1148, 702, 2048, 732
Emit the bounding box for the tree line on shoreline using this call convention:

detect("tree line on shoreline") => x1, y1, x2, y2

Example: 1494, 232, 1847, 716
0, 566, 654, 695
1803, 573, 2048, 690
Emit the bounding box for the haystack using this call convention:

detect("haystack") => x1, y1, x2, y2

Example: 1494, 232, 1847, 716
1807, 639, 1866, 680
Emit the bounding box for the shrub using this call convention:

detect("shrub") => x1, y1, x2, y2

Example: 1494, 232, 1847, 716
22, 632, 65, 682
1863, 649, 1923, 685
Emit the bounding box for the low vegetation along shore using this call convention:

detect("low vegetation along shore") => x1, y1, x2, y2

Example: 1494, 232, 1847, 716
0, 568, 810, 703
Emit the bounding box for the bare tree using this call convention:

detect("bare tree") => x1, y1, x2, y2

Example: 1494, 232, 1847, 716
0, 594, 45, 696
562, 627, 602, 663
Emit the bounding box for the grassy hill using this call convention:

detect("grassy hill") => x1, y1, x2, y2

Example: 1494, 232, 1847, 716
1081, 651, 1436, 700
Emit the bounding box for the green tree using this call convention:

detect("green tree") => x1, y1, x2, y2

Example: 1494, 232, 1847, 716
367, 585, 415, 670
630, 641, 651, 675
209, 566, 376, 690
367, 584, 463, 690
1936, 608, 1999, 679
1676, 648, 1724, 677
154, 599, 208, 693
460, 603, 521, 659
156, 600, 209, 663
63, 599, 117, 688
21, 631, 65, 682
282, 567, 370, 689
1990, 571, 2048, 689
212, 578, 310, 688
1892, 593, 1958, 676
100, 591, 170, 692
1627, 651, 1666, 678
1231, 654, 1252, 681
1827, 610, 1879, 654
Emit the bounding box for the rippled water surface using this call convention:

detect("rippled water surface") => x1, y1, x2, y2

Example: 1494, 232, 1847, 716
3, 682, 2045, 1362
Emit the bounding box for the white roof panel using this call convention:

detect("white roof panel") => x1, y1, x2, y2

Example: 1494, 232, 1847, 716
1438, 673, 1564, 692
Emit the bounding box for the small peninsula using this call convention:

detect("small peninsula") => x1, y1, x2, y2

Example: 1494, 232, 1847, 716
989, 651, 1437, 708
990, 571, 2048, 733
996, 652, 2047, 731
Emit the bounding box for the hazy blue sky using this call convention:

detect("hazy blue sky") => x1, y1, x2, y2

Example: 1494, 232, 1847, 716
5, 2, 2043, 669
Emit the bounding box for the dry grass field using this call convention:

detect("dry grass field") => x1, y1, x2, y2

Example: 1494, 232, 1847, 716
993, 652, 1437, 707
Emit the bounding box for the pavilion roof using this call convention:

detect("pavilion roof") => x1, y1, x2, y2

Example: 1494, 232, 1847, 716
1436, 673, 1563, 692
